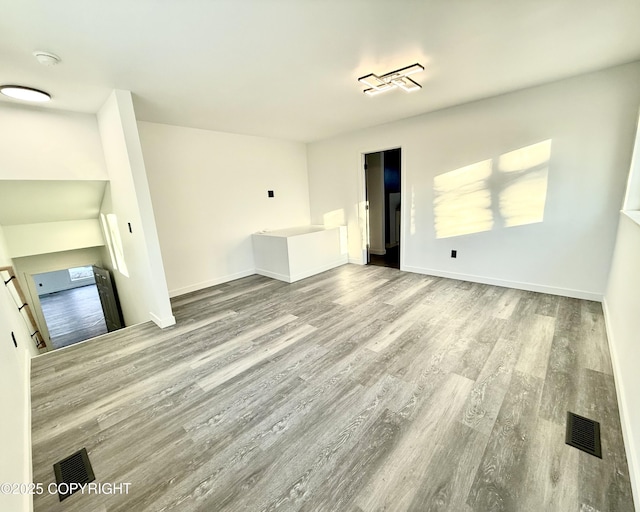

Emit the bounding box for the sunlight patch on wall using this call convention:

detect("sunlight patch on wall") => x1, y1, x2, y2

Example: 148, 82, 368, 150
106, 214, 129, 277
323, 209, 346, 228
100, 213, 117, 269
498, 140, 551, 228
68, 266, 94, 281
434, 160, 493, 238
339, 226, 348, 255
433, 140, 551, 239
358, 201, 369, 256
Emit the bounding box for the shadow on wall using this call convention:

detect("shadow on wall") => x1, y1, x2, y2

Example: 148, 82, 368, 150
432, 139, 552, 239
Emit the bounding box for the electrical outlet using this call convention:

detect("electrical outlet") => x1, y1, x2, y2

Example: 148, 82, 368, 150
451, 250, 457, 258
268, 190, 274, 198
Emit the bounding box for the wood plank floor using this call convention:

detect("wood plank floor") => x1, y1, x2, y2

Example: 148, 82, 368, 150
30, 265, 634, 511
39, 285, 108, 349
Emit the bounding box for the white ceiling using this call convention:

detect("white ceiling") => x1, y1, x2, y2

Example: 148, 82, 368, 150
1, 1, 640, 142
0, 181, 107, 225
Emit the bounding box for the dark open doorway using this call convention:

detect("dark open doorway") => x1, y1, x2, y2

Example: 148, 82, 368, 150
365, 148, 401, 269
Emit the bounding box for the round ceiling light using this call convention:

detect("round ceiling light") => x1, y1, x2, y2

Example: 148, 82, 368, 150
0, 85, 51, 102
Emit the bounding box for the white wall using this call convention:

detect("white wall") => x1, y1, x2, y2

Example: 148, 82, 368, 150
97, 91, 175, 327
0, 225, 11, 267
604, 213, 640, 506
604, 109, 640, 506
0, 102, 107, 180
365, 152, 385, 255
307, 62, 640, 300
33, 268, 94, 296
0, 226, 36, 512
3, 219, 104, 258
138, 121, 311, 296
12, 247, 105, 281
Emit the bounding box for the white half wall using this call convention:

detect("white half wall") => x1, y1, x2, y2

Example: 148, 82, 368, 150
253, 226, 348, 283
138, 121, 310, 296
0, 102, 107, 180
97, 91, 175, 328
604, 212, 640, 506
307, 62, 640, 299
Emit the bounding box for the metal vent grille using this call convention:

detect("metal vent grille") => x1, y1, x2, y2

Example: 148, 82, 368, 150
53, 448, 95, 501
566, 412, 602, 458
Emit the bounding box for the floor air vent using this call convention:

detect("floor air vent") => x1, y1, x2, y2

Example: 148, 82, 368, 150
566, 412, 602, 458
53, 448, 96, 501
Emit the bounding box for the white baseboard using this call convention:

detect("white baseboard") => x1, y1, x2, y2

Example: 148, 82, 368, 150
602, 298, 639, 509
168, 269, 256, 298
401, 265, 603, 301
349, 257, 365, 265
149, 312, 176, 329
257, 257, 349, 283
369, 249, 386, 256
255, 268, 290, 282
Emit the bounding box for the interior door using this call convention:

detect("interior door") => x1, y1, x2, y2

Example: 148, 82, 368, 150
365, 151, 386, 263
92, 266, 123, 332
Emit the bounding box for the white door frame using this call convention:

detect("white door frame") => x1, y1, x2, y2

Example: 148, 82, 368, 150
358, 146, 404, 268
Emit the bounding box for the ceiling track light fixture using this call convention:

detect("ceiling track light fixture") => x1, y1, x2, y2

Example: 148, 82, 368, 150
0, 85, 51, 102
358, 63, 425, 96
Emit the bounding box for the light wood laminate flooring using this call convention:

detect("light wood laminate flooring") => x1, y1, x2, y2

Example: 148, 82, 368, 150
39, 284, 108, 349
30, 265, 634, 511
